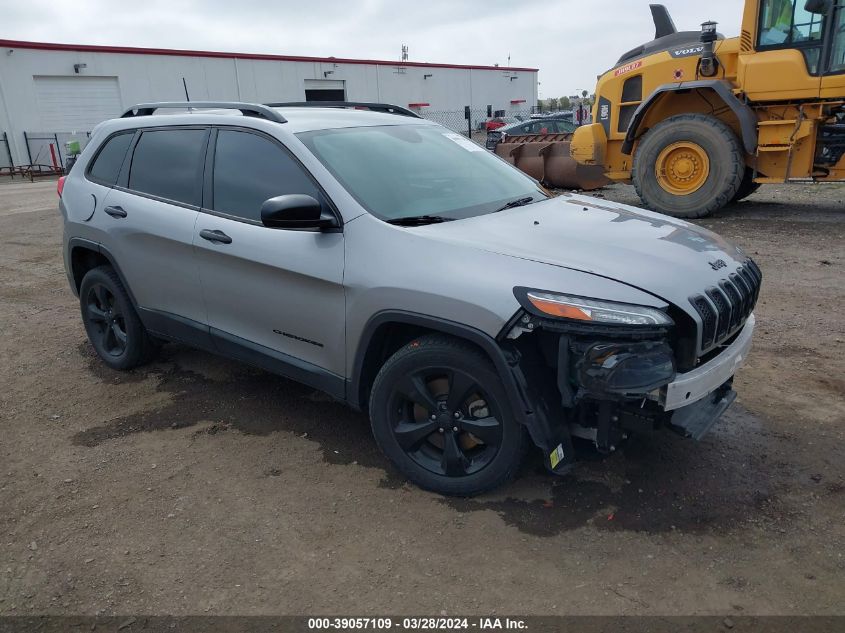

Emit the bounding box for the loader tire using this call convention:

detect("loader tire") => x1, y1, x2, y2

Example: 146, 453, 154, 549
731, 167, 762, 203
633, 114, 744, 219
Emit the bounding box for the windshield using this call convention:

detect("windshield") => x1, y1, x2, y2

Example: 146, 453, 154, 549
297, 124, 547, 222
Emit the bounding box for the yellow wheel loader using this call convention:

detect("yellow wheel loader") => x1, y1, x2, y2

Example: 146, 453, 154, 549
571, 0, 845, 217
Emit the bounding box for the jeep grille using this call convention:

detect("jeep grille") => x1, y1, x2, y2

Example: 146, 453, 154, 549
689, 260, 762, 353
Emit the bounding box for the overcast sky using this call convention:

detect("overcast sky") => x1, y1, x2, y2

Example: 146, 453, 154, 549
4, 0, 747, 97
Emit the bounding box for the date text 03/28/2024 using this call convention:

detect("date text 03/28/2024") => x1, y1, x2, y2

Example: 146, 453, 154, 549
307, 617, 528, 630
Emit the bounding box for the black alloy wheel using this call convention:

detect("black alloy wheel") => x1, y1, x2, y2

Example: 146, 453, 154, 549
369, 335, 527, 496
79, 265, 158, 370
84, 283, 128, 357
389, 368, 503, 477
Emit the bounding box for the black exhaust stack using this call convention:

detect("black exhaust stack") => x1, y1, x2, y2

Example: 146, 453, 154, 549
699, 21, 720, 77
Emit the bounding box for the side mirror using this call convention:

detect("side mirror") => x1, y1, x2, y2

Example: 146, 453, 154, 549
805, 0, 831, 15
260, 194, 338, 230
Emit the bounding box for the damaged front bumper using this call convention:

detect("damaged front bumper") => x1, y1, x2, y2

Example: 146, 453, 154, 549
500, 312, 755, 475
663, 315, 755, 411
661, 315, 754, 441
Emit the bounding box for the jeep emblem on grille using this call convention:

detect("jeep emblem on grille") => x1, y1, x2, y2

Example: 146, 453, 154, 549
709, 259, 727, 271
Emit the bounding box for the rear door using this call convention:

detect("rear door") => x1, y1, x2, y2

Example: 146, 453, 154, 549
97, 126, 210, 342
192, 127, 346, 387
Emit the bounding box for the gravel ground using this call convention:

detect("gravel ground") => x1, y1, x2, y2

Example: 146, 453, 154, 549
0, 178, 843, 616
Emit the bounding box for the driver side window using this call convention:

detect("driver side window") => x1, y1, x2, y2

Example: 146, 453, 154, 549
211, 129, 324, 223
759, 0, 824, 44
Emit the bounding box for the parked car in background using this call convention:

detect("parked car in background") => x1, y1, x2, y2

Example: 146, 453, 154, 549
486, 117, 578, 150
483, 115, 526, 131
531, 111, 574, 122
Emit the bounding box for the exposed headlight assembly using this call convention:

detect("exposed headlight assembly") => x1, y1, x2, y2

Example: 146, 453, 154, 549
517, 289, 673, 327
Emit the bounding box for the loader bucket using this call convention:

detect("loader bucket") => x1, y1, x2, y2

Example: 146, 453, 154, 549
495, 134, 611, 191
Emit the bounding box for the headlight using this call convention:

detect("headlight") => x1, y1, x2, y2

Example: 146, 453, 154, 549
521, 290, 673, 326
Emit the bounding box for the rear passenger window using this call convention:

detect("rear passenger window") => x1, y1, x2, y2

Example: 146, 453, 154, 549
212, 130, 322, 222
128, 129, 207, 206
88, 132, 133, 185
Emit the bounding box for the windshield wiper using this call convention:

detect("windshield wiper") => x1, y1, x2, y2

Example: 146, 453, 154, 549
387, 215, 455, 226
494, 196, 536, 213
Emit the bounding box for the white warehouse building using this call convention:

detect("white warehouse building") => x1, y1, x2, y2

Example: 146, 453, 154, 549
0, 39, 538, 170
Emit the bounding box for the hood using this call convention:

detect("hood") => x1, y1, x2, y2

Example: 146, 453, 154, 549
419, 194, 748, 311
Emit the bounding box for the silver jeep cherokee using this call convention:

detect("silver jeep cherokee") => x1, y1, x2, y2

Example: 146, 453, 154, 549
60, 101, 760, 496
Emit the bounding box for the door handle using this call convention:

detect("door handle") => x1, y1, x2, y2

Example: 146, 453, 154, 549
104, 205, 127, 218
199, 229, 232, 244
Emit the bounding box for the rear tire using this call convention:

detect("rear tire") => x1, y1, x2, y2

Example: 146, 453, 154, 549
731, 167, 762, 203
633, 114, 745, 218
79, 265, 158, 370
369, 335, 527, 496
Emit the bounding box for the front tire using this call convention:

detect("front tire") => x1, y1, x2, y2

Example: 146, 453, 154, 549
79, 265, 157, 370
369, 335, 527, 496
633, 114, 745, 218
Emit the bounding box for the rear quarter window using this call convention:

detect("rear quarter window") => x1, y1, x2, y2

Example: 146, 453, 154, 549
87, 132, 134, 186
128, 128, 208, 206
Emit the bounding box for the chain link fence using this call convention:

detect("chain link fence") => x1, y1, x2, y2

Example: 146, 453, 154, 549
419, 107, 539, 143
23, 131, 92, 173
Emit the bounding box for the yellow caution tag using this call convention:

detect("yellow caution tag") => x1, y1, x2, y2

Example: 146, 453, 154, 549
549, 444, 566, 469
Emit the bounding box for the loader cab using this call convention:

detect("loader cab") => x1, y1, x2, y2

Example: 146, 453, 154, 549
740, 0, 845, 99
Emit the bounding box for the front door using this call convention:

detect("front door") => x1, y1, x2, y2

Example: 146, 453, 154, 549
192, 127, 346, 390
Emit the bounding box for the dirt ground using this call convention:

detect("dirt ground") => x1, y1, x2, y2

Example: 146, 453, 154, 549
0, 178, 843, 616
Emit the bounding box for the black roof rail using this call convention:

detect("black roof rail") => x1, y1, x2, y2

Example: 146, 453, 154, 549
121, 102, 287, 123
265, 101, 422, 119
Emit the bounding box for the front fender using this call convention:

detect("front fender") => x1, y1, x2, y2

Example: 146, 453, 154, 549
621, 79, 758, 155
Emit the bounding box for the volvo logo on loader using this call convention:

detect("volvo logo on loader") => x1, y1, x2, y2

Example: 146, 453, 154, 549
670, 45, 705, 58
